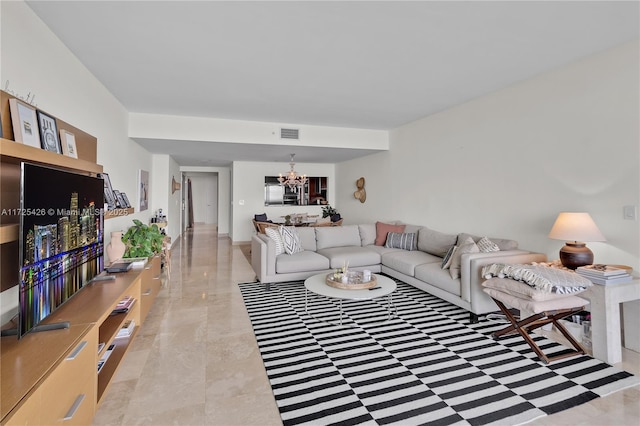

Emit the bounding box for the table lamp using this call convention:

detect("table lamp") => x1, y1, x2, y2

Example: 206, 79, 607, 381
548, 212, 606, 269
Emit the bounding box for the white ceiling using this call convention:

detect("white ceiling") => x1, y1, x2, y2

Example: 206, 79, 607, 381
26, 1, 639, 166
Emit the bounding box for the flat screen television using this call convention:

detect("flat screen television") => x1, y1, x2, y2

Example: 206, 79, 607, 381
18, 162, 104, 338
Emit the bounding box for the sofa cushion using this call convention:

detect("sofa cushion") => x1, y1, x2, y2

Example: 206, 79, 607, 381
395, 222, 423, 234
457, 233, 518, 251
275, 251, 330, 274
265, 227, 285, 255
418, 227, 457, 257
316, 247, 381, 269
296, 227, 317, 251
358, 224, 376, 246
477, 236, 500, 253
415, 262, 462, 297
385, 232, 417, 251
280, 226, 303, 255
375, 222, 405, 246
316, 225, 361, 250
449, 236, 479, 279
364, 245, 403, 256
382, 250, 441, 276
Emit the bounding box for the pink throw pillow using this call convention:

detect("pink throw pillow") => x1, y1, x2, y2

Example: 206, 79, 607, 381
375, 222, 406, 246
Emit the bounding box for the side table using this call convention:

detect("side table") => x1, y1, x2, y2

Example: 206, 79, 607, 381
580, 278, 640, 365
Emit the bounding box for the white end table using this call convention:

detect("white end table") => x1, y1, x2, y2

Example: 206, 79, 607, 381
581, 278, 640, 364
304, 273, 396, 326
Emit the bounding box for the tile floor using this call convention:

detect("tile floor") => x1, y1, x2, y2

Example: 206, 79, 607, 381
93, 224, 640, 425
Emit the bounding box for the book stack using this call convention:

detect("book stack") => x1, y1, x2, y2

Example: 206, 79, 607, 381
116, 319, 136, 338
576, 264, 633, 285
97, 344, 115, 372
111, 296, 135, 314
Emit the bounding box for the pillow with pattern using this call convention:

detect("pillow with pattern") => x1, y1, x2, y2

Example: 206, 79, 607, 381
385, 232, 417, 251
265, 227, 284, 255
279, 226, 303, 255
477, 236, 500, 253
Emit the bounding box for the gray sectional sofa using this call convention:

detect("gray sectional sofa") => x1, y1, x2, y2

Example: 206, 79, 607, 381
251, 223, 547, 321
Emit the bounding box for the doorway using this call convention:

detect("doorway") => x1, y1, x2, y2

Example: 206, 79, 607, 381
182, 172, 218, 234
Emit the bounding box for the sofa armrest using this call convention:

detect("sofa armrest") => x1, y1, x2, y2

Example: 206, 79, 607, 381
460, 250, 548, 312
251, 234, 276, 282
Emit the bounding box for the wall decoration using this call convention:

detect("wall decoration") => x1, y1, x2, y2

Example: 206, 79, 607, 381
120, 192, 132, 209
354, 177, 366, 203
36, 110, 62, 154
100, 173, 117, 210
138, 169, 149, 211
171, 176, 181, 194
59, 129, 78, 158
9, 98, 41, 147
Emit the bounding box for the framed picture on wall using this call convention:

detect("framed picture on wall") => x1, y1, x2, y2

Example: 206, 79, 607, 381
36, 110, 62, 154
59, 129, 78, 158
120, 192, 132, 208
138, 169, 149, 211
99, 173, 117, 210
9, 98, 41, 147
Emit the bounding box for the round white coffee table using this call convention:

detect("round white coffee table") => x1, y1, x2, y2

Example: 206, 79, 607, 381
304, 273, 397, 326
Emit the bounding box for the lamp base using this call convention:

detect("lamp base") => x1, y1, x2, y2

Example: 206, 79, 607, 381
559, 242, 593, 269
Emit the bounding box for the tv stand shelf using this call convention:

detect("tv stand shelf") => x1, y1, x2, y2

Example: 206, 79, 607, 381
0, 257, 161, 425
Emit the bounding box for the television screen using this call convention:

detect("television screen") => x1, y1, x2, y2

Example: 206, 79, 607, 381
19, 163, 104, 338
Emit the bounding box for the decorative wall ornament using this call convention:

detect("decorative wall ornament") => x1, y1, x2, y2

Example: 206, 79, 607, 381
354, 177, 366, 203
171, 176, 181, 194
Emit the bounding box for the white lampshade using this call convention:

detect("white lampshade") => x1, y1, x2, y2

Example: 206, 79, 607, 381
548, 212, 606, 242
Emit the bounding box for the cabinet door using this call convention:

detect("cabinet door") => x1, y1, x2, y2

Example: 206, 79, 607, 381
39, 328, 98, 425
3, 386, 42, 426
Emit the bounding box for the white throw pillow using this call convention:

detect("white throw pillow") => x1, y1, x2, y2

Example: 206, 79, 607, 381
265, 227, 285, 255
449, 237, 479, 279
279, 226, 303, 255
477, 236, 500, 253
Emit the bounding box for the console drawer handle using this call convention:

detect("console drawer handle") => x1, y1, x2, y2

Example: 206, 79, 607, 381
66, 340, 87, 360
63, 394, 85, 420
142, 288, 152, 296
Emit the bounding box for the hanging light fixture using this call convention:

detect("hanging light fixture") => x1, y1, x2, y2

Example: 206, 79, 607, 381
278, 154, 307, 192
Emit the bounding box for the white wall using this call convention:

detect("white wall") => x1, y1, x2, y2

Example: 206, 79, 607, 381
232, 161, 336, 242
0, 1, 154, 323
150, 154, 181, 243
338, 41, 640, 271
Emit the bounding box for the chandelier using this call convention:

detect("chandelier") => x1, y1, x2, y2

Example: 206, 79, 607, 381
278, 154, 307, 192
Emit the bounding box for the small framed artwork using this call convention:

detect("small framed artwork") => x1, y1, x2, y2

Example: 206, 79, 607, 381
113, 190, 123, 208
120, 192, 132, 208
138, 169, 149, 211
59, 129, 78, 158
114, 190, 129, 209
36, 110, 62, 154
99, 173, 117, 210
9, 98, 41, 147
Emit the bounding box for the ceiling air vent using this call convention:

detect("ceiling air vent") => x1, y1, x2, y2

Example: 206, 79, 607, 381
280, 128, 300, 140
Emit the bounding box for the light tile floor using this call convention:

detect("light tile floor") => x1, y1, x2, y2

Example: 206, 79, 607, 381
94, 224, 640, 425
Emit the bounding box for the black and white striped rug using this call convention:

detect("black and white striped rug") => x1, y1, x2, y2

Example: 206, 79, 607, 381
239, 279, 639, 426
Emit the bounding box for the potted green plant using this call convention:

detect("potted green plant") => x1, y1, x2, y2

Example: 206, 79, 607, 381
121, 219, 164, 258
321, 205, 338, 218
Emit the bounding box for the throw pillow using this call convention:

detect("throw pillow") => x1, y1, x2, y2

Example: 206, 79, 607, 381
384, 232, 417, 251
441, 245, 457, 269
375, 222, 406, 246
264, 227, 284, 255
279, 226, 303, 255
449, 237, 480, 279
477, 236, 500, 253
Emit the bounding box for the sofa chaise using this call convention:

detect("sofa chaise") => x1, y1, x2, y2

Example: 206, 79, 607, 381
251, 222, 547, 322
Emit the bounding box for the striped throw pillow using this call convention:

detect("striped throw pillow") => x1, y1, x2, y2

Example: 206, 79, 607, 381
384, 232, 417, 251
265, 227, 285, 255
